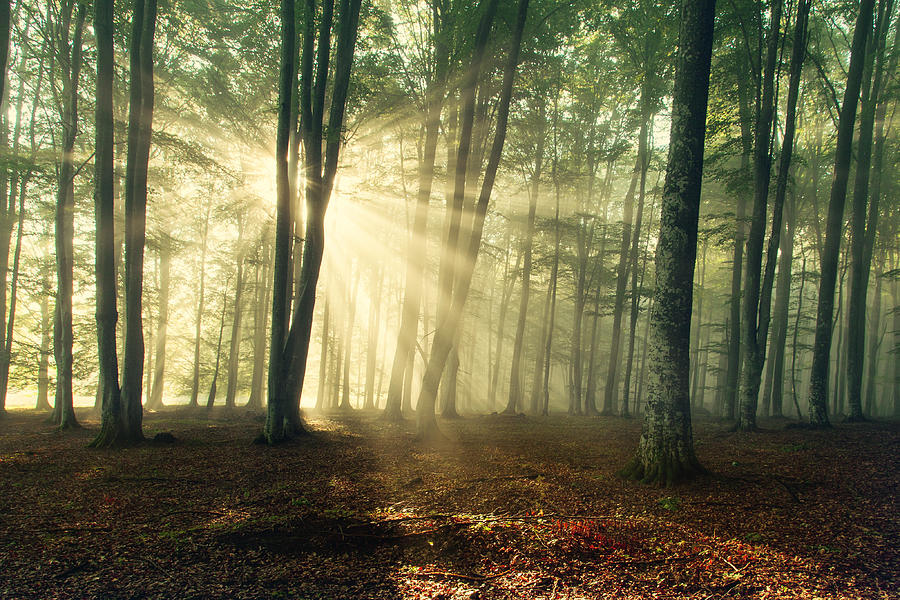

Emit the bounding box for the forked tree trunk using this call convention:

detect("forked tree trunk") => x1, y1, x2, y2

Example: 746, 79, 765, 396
622, 0, 714, 485
807, 0, 875, 426
737, 0, 783, 431
416, 0, 527, 439
846, 0, 894, 421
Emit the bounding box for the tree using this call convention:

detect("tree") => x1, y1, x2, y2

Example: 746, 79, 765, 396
121, 0, 159, 440
416, 0, 529, 438
265, 0, 363, 443
622, 0, 715, 485
51, 0, 87, 430
90, 0, 125, 447
736, 0, 783, 431
806, 0, 876, 426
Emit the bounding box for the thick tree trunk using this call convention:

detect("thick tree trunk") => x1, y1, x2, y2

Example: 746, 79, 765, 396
622, 0, 714, 485
90, 0, 125, 446
807, 0, 875, 426
121, 0, 158, 440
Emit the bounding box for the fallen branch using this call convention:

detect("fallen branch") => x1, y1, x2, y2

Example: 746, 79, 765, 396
414, 569, 512, 582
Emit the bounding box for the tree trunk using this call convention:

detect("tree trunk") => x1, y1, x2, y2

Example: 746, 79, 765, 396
622, 0, 714, 485
339, 269, 359, 410
121, 0, 158, 440
846, 0, 894, 421
384, 11, 449, 420
765, 192, 796, 418
365, 267, 382, 410
147, 240, 171, 410
206, 288, 228, 410
247, 233, 272, 411
737, 0, 783, 431
90, 0, 124, 446
508, 111, 544, 414
416, 0, 527, 439
189, 203, 211, 408
603, 158, 640, 415
225, 250, 245, 409
266, 0, 362, 443
807, 0, 875, 426
52, 1, 87, 430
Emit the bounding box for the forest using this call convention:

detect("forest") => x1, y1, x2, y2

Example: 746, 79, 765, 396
0, 0, 897, 597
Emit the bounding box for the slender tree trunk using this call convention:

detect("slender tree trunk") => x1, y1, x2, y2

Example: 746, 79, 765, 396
604, 159, 640, 415
790, 244, 807, 418
206, 288, 228, 410
365, 267, 382, 410
765, 192, 796, 418
622, 0, 714, 485
807, 0, 875, 426
384, 11, 448, 420
225, 251, 245, 409
52, 2, 87, 430
36, 260, 52, 411
339, 269, 359, 410
147, 240, 171, 410
623, 112, 652, 418
737, 0, 783, 431
416, 0, 527, 439
247, 233, 272, 411
315, 294, 330, 410
190, 203, 211, 408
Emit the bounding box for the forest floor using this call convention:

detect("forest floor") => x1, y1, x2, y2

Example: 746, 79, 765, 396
0, 409, 897, 599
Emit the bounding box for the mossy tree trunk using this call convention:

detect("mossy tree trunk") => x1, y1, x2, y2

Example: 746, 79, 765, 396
622, 0, 715, 486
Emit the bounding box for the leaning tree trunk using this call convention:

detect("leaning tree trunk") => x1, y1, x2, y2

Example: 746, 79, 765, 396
416, 0, 527, 440
621, 0, 714, 486
383, 16, 448, 420
807, 0, 875, 427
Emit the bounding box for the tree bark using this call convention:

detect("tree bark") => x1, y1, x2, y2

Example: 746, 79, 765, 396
189, 202, 211, 408
147, 239, 171, 410
622, 0, 714, 485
